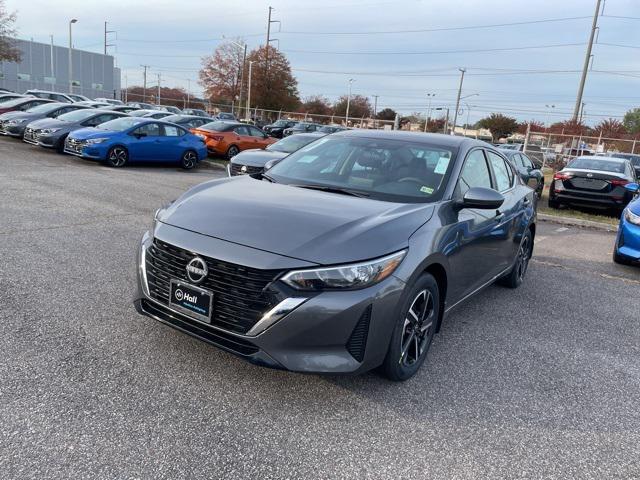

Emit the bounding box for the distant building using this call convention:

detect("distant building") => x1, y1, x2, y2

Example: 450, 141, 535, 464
0, 38, 120, 99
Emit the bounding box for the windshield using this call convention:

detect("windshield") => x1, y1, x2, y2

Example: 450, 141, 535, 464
96, 117, 144, 131
0, 95, 21, 103
25, 103, 60, 114
57, 109, 97, 122
568, 157, 626, 174
612, 153, 640, 166
268, 135, 320, 153
200, 121, 233, 132
319, 126, 341, 133
267, 136, 456, 203
272, 120, 292, 127
2, 98, 32, 108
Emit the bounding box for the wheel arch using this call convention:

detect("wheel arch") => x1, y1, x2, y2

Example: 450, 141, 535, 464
423, 262, 448, 333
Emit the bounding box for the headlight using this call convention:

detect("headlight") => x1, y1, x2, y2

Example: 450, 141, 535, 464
7, 119, 26, 125
196, 133, 206, 140
40, 128, 60, 134
281, 250, 406, 291
624, 208, 640, 226
85, 137, 109, 145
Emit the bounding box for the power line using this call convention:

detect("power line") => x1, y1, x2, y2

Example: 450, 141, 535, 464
283, 42, 585, 56
277, 15, 592, 35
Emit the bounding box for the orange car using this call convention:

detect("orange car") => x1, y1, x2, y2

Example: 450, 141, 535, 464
191, 121, 276, 159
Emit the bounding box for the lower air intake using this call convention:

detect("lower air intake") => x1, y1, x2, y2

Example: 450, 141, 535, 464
346, 305, 372, 362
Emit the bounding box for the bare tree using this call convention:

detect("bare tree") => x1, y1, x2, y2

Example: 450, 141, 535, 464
0, 1, 20, 63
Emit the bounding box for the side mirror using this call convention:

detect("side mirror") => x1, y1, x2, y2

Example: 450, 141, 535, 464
625, 182, 639, 194
264, 158, 282, 170
457, 187, 505, 210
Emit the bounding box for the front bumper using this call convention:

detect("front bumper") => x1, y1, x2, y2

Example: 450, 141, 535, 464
133, 227, 406, 374
615, 216, 640, 261
63, 139, 105, 160
1, 124, 26, 137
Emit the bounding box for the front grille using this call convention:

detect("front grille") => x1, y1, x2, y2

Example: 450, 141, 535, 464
346, 305, 372, 362
140, 299, 259, 355
65, 137, 85, 154
23, 127, 39, 143
230, 163, 264, 176
145, 239, 283, 334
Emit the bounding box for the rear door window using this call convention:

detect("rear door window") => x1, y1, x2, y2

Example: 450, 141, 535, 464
458, 149, 493, 196
487, 151, 513, 192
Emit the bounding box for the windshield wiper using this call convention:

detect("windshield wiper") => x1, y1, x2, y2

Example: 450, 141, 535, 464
291, 184, 369, 198
260, 172, 277, 183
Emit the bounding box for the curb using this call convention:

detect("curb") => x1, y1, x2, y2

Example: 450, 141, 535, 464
201, 159, 227, 172
538, 213, 618, 232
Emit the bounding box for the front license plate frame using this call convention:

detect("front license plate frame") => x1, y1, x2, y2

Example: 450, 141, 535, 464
168, 279, 213, 324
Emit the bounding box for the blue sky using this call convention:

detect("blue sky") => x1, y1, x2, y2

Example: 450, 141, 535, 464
7, 0, 640, 125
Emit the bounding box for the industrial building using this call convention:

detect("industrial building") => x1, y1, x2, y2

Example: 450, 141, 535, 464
0, 38, 121, 100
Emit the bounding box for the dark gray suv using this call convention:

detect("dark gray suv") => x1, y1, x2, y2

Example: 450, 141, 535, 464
134, 131, 537, 381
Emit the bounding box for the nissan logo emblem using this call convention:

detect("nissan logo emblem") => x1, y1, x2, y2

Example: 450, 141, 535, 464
587, 173, 593, 178
240, 165, 247, 174
186, 257, 208, 284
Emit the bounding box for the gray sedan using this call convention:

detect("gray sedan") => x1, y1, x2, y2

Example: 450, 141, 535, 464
134, 131, 537, 381
23, 109, 128, 152
0, 102, 85, 138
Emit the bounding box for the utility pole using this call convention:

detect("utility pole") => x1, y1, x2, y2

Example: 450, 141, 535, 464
246, 61, 253, 119
141, 65, 149, 102
104, 21, 116, 55
157, 73, 161, 105
579, 102, 586, 123
187, 79, 190, 107
452, 68, 466, 135
50, 35, 55, 77
372, 95, 379, 128
573, 0, 602, 121
124, 74, 128, 102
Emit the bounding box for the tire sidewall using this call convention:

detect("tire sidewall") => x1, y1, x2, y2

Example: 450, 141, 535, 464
106, 146, 128, 168
383, 273, 440, 381
181, 150, 197, 170
227, 145, 239, 159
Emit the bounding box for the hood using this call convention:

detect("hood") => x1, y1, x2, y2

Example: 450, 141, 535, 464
26, 118, 67, 130
69, 127, 117, 140
158, 176, 435, 264
0, 111, 26, 120
230, 149, 288, 167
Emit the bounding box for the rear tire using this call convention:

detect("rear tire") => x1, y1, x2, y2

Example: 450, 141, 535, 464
226, 145, 240, 159
180, 150, 197, 170
106, 146, 128, 168
381, 273, 440, 382
498, 228, 533, 289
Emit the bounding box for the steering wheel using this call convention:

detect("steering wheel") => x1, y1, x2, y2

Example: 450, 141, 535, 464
397, 177, 424, 183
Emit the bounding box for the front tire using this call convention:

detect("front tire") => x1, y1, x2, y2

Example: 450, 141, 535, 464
381, 273, 440, 382
55, 134, 68, 154
498, 228, 533, 289
106, 146, 128, 168
180, 150, 198, 170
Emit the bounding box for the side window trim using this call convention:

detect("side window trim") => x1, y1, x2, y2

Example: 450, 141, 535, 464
455, 147, 494, 199
486, 149, 515, 192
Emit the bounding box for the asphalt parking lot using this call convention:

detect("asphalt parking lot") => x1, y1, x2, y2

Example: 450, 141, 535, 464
1, 139, 639, 479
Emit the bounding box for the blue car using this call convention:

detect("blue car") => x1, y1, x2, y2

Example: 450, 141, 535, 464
64, 117, 207, 169
614, 183, 640, 265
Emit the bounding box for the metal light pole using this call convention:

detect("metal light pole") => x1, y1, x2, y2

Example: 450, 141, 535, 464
68, 19, 77, 94
372, 94, 378, 129
50, 35, 55, 77
424, 93, 435, 132
246, 61, 253, 120
545, 104, 556, 132
225, 38, 247, 119
345, 78, 354, 125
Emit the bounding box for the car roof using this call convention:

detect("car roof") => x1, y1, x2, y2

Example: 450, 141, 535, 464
335, 129, 484, 148
572, 155, 626, 163
288, 132, 326, 138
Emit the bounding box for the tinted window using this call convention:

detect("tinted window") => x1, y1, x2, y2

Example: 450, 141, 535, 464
133, 123, 161, 136
163, 125, 184, 136
458, 150, 492, 196
567, 157, 626, 174
268, 135, 320, 153
520, 154, 534, 169
487, 151, 512, 191
248, 127, 265, 137
512, 154, 525, 168
268, 136, 455, 203
234, 126, 249, 136
25, 103, 60, 114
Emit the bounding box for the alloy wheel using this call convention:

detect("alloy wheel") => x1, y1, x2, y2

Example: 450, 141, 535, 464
227, 146, 239, 158
516, 236, 531, 282
182, 151, 197, 169
109, 147, 127, 167
399, 289, 435, 367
